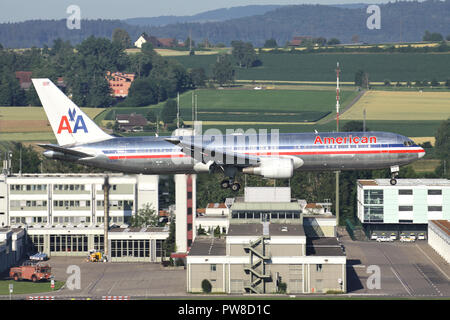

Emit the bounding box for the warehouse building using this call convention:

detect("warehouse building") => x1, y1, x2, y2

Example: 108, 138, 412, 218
186, 188, 345, 294
428, 220, 450, 263
357, 179, 450, 239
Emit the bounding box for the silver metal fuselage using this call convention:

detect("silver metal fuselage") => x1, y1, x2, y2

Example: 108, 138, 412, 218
46, 131, 425, 175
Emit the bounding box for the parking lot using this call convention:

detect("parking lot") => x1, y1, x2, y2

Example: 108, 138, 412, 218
342, 237, 450, 297
41, 257, 186, 298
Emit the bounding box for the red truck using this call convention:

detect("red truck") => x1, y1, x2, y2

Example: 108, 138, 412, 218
9, 261, 52, 282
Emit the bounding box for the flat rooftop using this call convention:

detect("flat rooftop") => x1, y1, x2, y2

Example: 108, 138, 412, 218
306, 237, 345, 256
188, 237, 226, 256
358, 179, 450, 187
231, 202, 302, 211
227, 223, 305, 237
429, 220, 450, 237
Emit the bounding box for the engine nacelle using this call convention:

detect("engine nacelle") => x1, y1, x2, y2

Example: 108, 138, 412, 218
242, 158, 294, 179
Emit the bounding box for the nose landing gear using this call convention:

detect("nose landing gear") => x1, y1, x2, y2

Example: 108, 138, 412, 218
390, 165, 399, 185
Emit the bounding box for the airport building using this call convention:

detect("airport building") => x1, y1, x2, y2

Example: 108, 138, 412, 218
186, 188, 345, 294
0, 173, 169, 263
357, 179, 450, 239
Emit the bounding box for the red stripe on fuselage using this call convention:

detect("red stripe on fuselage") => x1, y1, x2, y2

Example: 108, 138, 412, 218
106, 148, 424, 160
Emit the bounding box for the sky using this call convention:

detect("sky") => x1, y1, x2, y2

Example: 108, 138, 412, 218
0, 0, 393, 23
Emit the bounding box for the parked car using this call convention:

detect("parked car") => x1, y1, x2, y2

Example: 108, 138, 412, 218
400, 236, 415, 242
418, 233, 426, 240
376, 236, 393, 242
29, 252, 48, 261
371, 233, 378, 240
390, 233, 397, 240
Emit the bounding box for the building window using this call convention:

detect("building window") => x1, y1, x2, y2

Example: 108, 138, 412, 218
316, 264, 323, 272
398, 189, 413, 195
210, 264, 217, 272
364, 189, 384, 205
364, 206, 384, 222
398, 206, 413, 211
428, 190, 442, 195
428, 206, 442, 212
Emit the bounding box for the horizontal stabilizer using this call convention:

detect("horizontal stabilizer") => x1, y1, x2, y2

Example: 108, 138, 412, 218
38, 144, 93, 158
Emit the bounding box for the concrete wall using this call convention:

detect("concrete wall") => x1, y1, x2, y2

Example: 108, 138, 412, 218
189, 263, 226, 293
428, 223, 450, 264
307, 264, 345, 293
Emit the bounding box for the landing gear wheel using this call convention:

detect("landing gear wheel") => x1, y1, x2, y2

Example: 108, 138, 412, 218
230, 183, 241, 192
220, 180, 230, 189
390, 178, 397, 186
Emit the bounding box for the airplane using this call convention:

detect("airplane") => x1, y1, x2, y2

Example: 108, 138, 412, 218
32, 78, 425, 191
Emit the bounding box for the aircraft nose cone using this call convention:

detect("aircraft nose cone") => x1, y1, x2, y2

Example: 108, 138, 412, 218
418, 148, 426, 158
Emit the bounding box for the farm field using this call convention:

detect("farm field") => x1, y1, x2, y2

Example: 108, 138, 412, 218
341, 91, 450, 121
101, 89, 359, 124
0, 107, 105, 138
171, 52, 450, 82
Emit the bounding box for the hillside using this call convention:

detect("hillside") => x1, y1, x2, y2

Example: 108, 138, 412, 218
124, 5, 282, 26
0, 1, 449, 48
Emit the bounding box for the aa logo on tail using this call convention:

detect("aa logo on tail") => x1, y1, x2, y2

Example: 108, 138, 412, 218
57, 108, 88, 134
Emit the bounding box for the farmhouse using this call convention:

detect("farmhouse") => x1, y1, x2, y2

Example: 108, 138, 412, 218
289, 36, 312, 46
116, 113, 147, 132
134, 33, 178, 49
15, 71, 32, 90
106, 71, 135, 98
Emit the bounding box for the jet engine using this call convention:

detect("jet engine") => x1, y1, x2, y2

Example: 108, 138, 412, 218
242, 158, 295, 179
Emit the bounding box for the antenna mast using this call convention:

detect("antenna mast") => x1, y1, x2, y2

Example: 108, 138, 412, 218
336, 62, 340, 132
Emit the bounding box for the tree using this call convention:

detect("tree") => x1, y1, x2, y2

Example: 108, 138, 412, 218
434, 118, 450, 161
189, 68, 206, 88
146, 110, 157, 123
264, 38, 278, 48
231, 40, 259, 68
112, 28, 132, 49
354, 70, 367, 88
127, 78, 159, 106
327, 38, 340, 45
10, 143, 42, 174
212, 54, 235, 86
160, 99, 178, 125
163, 219, 176, 256
129, 203, 159, 227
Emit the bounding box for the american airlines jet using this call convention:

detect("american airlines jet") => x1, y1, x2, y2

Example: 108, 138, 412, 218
32, 79, 425, 191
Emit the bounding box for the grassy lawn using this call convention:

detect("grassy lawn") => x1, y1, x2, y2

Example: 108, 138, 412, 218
103, 88, 358, 124
171, 52, 450, 82
0, 279, 64, 295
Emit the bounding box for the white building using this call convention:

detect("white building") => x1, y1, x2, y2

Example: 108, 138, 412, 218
357, 179, 450, 238
0, 173, 169, 262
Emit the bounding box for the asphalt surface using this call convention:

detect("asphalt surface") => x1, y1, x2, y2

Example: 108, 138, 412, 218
341, 232, 450, 297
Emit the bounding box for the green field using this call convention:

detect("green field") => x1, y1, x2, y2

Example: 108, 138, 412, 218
0, 280, 64, 295
171, 52, 450, 82
103, 89, 358, 124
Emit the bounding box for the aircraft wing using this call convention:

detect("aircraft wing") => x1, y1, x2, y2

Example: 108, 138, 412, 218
38, 144, 93, 158
164, 137, 260, 167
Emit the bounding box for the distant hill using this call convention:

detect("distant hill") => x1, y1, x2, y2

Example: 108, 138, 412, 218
0, 1, 449, 48
124, 5, 283, 26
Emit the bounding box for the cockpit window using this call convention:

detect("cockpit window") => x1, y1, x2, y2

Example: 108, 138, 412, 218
403, 140, 413, 146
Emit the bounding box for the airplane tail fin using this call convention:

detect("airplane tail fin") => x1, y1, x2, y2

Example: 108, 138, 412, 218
32, 79, 112, 146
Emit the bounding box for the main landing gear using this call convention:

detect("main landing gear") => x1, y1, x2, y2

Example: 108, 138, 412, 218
390, 165, 399, 186
220, 166, 241, 192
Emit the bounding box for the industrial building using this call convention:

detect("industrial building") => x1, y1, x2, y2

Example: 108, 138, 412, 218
357, 179, 450, 238
186, 188, 345, 294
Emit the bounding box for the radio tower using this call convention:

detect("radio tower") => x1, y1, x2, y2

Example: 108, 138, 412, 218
335, 62, 340, 229
336, 62, 340, 132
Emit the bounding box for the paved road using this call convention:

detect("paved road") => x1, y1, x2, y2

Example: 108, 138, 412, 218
341, 235, 450, 297
23, 256, 187, 298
